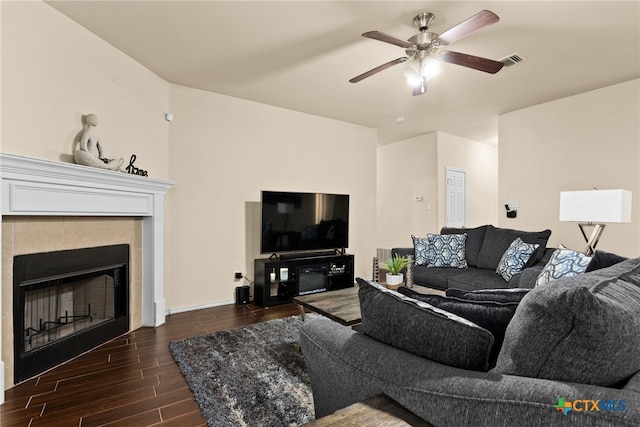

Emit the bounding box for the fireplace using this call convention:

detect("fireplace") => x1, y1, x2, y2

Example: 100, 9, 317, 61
13, 245, 130, 383
0, 153, 174, 400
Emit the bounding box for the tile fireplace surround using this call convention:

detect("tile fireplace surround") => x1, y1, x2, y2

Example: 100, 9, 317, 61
0, 153, 175, 402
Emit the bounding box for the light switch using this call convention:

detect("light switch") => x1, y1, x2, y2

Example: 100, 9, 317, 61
506, 198, 519, 208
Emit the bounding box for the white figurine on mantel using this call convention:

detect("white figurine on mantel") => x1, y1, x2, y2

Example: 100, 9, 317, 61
74, 114, 124, 171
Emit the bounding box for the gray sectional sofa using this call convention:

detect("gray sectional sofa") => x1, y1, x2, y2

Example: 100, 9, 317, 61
392, 225, 553, 290
300, 257, 640, 426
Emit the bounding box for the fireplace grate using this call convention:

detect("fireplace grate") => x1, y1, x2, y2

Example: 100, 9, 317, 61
25, 306, 93, 346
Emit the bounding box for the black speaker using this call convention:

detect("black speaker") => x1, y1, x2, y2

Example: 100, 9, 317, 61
235, 286, 250, 305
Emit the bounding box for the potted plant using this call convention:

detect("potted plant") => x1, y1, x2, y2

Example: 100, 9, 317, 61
380, 254, 411, 287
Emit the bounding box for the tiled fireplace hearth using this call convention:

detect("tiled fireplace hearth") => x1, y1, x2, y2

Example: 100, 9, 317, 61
0, 153, 175, 402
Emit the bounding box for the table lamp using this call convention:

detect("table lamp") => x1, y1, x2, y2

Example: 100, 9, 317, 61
559, 189, 632, 255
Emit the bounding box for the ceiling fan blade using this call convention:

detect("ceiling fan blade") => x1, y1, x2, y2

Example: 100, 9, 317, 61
362, 31, 414, 49
349, 57, 408, 83
441, 51, 504, 74
433, 10, 499, 47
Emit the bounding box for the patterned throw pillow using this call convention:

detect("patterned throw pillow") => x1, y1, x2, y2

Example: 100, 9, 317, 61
411, 235, 430, 266
426, 233, 468, 268
496, 238, 539, 281
535, 248, 592, 286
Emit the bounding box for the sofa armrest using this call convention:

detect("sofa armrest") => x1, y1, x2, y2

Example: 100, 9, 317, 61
624, 371, 640, 393
509, 265, 545, 289
391, 247, 414, 258
507, 247, 554, 288
533, 247, 555, 266
300, 317, 640, 426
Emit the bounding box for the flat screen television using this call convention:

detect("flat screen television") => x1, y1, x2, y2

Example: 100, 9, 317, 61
261, 191, 349, 254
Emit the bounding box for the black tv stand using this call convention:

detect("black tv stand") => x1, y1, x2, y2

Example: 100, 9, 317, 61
254, 253, 354, 307
278, 250, 337, 260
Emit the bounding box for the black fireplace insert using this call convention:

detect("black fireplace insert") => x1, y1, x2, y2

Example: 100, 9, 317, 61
13, 244, 129, 383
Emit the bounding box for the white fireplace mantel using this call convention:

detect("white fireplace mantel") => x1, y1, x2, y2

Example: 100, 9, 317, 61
0, 153, 175, 402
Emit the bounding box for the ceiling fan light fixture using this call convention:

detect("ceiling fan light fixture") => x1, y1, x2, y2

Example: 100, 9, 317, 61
421, 59, 441, 80
412, 79, 427, 96
403, 61, 422, 84
403, 58, 439, 95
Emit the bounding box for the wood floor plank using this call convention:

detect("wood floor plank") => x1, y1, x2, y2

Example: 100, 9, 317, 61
80, 388, 194, 426
0, 302, 298, 426
154, 376, 189, 395
29, 375, 160, 409
154, 410, 207, 427
0, 403, 45, 427
99, 408, 162, 427
159, 398, 201, 421
32, 387, 157, 424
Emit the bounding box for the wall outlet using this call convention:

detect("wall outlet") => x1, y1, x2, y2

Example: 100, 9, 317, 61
234, 272, 243, 280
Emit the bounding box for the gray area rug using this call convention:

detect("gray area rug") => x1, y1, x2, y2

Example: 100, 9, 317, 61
169, 315, 315, 426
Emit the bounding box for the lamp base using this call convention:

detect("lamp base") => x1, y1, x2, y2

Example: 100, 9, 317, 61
578, 223, 606, 256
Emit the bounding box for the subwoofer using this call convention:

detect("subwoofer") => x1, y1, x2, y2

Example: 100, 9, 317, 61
235, 286, 250, 305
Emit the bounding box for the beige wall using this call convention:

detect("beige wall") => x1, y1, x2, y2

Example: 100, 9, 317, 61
1, 2, 379, 312
1, 1, 170, 178
499, 79, 640, 257
376, 132, 498, 250
376, 133, 438, 249
166, 84, 377, 310
436, 133, 499, 228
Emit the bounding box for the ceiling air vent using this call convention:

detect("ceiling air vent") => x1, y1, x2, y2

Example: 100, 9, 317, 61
500, 53, 527, 67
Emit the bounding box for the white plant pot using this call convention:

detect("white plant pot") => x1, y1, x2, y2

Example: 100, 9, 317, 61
385, 273, 404, 286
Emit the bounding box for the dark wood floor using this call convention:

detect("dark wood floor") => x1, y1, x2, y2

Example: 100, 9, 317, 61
1, 302, 301, 426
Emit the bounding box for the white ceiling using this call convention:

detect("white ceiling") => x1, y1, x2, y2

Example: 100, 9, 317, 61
45, 1, 640, 145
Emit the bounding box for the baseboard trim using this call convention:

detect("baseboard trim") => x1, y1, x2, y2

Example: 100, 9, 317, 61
0, 360, 5, 402
166, 299, 235, 315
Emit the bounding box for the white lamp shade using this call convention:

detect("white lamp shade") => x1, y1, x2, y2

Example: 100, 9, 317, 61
559, 189, 632, 223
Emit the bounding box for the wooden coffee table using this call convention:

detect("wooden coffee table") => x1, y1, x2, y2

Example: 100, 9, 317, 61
293, 286, 360, 326
293, 284, 444, 326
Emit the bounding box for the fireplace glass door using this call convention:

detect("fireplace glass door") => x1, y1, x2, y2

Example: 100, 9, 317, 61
23, 270, 118, 353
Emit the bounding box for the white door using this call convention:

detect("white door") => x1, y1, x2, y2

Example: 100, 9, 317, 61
446, 168, 466, 227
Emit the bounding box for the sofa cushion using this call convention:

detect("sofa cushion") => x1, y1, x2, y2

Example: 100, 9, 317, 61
493, 258, 640, 386
445, 287, 530, 303
398, 286, 520, 366
356, 278, 494, 371
411, 266, 465, 291
425, 233, 467, 268
476, 226, 551, 270
585, 249, 628, 272
496, 238, 539, 281
446, 269, 514, 291
535, 248, 591, 286
441, 225, 487, 268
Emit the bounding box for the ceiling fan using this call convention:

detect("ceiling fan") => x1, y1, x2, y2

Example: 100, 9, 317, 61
350, 10, 505, 95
